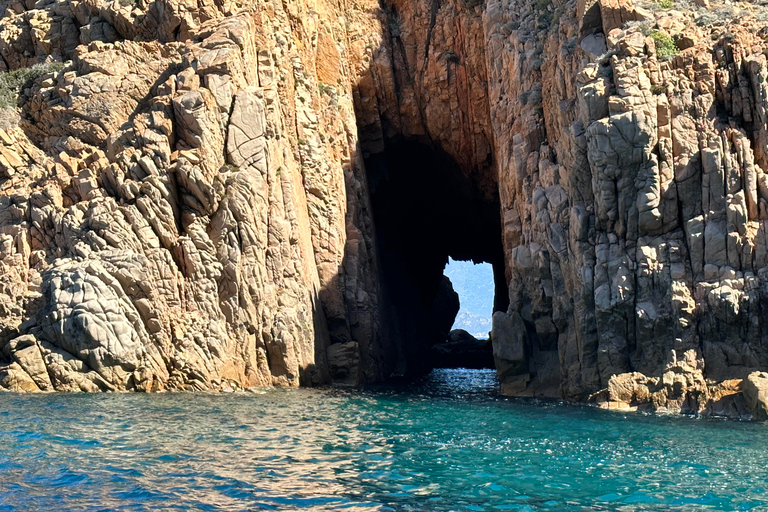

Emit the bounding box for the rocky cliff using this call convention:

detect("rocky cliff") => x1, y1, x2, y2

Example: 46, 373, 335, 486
0, 0, 767, 417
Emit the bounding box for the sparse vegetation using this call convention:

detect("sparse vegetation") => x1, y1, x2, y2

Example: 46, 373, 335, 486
551, 4, 566, 26
520, 85, 542, 107
219, 163, 239, 175
538, 10, 553, 27
639, 0, 682, 12
695, 5, 741, 26
460, 0, 484, 9
0, 62, 64, 110
650, 30, 679, 60
634, 21, 654, 36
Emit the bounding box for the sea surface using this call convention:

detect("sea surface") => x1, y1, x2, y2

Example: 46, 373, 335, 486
1, 369, 767, 512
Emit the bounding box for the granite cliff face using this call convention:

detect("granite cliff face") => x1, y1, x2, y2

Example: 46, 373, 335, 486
1, 0, 768, 417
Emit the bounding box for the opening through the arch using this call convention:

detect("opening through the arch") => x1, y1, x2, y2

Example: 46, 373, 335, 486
444, 258, 494, 339
429, 258, 497, 369
364, 139, 508, 379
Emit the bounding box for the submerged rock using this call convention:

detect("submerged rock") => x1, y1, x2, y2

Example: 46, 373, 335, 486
431, 330, 494, 370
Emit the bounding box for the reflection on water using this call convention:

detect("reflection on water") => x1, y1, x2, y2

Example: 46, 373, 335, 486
0, 369, 767, 511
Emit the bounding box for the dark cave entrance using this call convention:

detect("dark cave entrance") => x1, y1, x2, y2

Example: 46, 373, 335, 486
364, 140, 508, 377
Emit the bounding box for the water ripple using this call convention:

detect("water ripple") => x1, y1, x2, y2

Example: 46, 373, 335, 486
0, 369, 767, 511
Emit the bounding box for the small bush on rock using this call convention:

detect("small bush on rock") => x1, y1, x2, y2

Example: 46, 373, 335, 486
0, 62, 64, 110
650, 31, 679, 60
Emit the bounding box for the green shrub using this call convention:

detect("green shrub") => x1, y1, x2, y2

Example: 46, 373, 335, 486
657, 0, 674, 8
650, 31, 679, 60
0, 62, 64, 109
318, 82, 335, 95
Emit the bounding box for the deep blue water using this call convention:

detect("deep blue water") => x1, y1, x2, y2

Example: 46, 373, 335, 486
1, 369, 767, 511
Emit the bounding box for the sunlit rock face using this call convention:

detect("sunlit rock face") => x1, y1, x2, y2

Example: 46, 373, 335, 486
1, 0, 768, 418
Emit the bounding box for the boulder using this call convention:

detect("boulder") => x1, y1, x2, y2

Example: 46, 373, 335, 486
743, 372, 768, 420
431, 329, 494, 369
430, 276, 460, 345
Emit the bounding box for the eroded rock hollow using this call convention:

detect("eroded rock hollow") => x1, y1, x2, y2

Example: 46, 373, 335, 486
1, 0, 768, 418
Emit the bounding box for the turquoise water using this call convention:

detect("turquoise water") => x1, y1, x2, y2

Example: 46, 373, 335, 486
1, 369, 767, 512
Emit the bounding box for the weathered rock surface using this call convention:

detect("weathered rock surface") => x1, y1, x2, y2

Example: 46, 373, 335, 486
479, 0, 768, 418
0, 0, 767, 419
0, 0, 380, 391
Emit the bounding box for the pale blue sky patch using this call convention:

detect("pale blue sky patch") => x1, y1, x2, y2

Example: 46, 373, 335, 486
443, 258, 494, 339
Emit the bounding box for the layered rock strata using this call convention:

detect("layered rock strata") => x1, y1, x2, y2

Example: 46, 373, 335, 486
1, 0, 768, 418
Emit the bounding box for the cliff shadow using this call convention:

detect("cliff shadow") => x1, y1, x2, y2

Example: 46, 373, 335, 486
365, 139, 507, 375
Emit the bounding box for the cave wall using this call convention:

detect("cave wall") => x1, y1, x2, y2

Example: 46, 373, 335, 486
1, 0, 768, 416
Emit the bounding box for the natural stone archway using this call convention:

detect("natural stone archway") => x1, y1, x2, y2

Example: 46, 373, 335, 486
2, 0, 768, 419
362, 139, 508, 379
